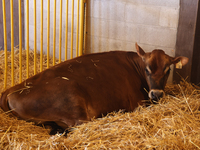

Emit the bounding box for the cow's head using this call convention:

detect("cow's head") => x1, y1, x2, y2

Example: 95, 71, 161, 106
135, 43, 188, 101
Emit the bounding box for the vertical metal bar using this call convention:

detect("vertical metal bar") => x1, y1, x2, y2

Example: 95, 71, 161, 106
71, 0, 74, 59
19, 0, 22, 82
83, 2, 87, 54
76, 0, 79, 57
78, 0, 85, 56
10, 0, 14, 86
2, 0, 7, 89
65, 0, 68, 60
26, 0, 29, 78
40, 0, 43, 72
53, 0, 56, 66
59, 0, 62, 63
34, 0, 37, 75
47, 0, 50, 68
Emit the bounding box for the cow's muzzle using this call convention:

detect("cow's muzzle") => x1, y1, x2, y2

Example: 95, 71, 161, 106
149, 89, 164, 101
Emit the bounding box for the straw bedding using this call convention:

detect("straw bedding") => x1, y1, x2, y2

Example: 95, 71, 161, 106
0, 49, 200, 149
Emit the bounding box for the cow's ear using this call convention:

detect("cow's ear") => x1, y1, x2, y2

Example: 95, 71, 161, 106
172, 56, 189, 69
135, 43, 146, 58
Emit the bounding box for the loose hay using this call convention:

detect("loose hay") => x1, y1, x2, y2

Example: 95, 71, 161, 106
0, 49, 200, 149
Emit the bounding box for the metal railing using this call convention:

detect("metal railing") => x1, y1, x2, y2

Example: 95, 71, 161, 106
2, 0, 87, 89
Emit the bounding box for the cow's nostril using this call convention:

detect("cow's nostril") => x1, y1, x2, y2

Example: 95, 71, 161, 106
151, 92, 156, 99
156, 91, 164, 98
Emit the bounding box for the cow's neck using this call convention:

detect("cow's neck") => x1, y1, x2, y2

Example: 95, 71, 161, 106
127, 52, 148, 88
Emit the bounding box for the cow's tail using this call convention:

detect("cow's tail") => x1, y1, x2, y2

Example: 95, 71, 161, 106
0, 91, 11, 112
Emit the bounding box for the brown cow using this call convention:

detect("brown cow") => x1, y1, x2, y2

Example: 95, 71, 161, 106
0, 43, 188, 134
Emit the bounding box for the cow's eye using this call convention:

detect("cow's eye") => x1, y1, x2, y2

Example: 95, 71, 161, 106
145, 68, 151, 75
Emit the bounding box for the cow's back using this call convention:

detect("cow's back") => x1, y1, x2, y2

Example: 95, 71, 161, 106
70, 52, 147, 115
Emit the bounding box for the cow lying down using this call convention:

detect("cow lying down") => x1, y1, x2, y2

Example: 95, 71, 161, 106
0, 43, 188, 134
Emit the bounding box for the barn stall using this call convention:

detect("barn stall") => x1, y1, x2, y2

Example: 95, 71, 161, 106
1, 0, 200, 149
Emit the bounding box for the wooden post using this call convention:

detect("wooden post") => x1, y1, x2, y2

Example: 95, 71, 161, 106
174, 0, 199, 83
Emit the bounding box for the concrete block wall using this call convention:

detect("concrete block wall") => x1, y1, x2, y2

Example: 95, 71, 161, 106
86, 0, 180, 83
